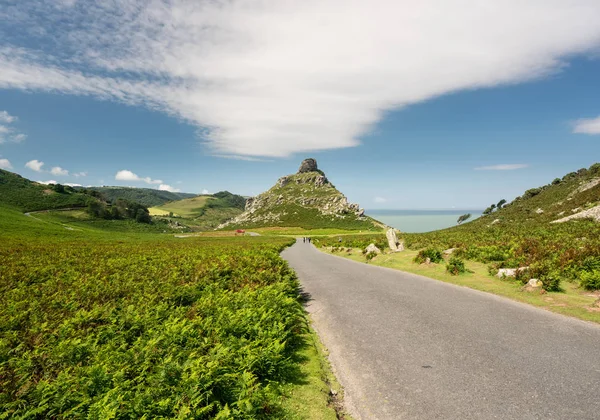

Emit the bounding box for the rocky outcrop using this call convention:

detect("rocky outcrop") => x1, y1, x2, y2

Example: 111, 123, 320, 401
298, 158, 318, 173
551, 204, 600, 224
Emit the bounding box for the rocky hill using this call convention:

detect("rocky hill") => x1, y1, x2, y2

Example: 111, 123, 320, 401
473, 162, 600, 228
220, 158, 381, 230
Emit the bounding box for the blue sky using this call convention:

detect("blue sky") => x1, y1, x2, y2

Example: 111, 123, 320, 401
1, 1, 600, 209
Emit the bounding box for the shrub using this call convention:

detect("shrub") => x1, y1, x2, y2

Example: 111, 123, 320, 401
446, 257, 466, 275
414, 248, 443, 264
541, 274, 562, 292
580, 271, 600, 290
365, 251, 377, 261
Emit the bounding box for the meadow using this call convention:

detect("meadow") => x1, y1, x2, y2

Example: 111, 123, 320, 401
0, 206, 340, 419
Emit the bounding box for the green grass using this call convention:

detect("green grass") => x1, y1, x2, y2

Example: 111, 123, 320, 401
248, 227, 385, 236
78, 186, 197, 207
151, 196, 213, 217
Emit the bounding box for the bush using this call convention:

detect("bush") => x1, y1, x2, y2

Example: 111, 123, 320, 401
365, 251, 377, 261
580, 271, 600, 290
446, 257, 466, 275
540, 274, 562, 292
414, 248, 443, 264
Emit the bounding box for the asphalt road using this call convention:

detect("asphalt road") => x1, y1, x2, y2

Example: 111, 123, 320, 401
281, 240, 600, 420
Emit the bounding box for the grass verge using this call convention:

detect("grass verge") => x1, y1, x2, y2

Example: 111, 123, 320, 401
322, 248, 600, 324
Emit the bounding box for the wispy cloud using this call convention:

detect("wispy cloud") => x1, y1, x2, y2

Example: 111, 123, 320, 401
25, 159, 44, 172
374, 196, 387, 203
0, 157, 12, 170
73, 171, 87, 177
474, 164, 529, 171
573, 116, 600, 135
0, 111, 16, 124
50, 166, 69, 176
158, 184, 180, 193
0, 111, 26, 143
37, 180, 57, 185
1, 2, 600, 157
115, 169, 162, 185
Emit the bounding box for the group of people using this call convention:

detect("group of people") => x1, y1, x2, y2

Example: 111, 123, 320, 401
302, 237, 312, 244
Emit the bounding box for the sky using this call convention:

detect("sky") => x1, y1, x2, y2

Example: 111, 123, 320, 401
1, 0, 600, 209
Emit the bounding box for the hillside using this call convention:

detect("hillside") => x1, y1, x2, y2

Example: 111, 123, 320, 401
150, 191, 246, 231
79, 186, 196, 207
0, 169, 91, 211
220, 158, 381, 231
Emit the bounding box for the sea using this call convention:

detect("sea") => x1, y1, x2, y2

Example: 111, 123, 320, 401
366, 210, 483, 233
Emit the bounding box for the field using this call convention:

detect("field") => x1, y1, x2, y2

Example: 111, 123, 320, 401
150, 196, 213, 217
0, 206, 342, 419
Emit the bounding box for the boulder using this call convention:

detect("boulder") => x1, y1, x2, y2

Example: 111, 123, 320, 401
298, 158, 318, 173
527, 278, 542, 288
365, 243, 381, 254
536, 208, 544, 214
443, 248, 458, 256
386, 228, 399, 251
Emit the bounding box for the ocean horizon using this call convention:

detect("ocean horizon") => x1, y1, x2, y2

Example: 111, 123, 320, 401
365, 209, 483, 233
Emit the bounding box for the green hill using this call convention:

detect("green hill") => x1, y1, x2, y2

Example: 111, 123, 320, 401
0, 169, 91, 211
220, 158, 381, 231
79, 186, 196, 207
150, 191, 246, 231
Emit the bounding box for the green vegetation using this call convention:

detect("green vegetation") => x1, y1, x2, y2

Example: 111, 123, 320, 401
78, 186, 196, 207
0, 202, 343, 418
150, 191, 246, 231
456, 213, 471, 224
0, 169, 92, 211
446, 257, 467, 275
413, 248, 444, 264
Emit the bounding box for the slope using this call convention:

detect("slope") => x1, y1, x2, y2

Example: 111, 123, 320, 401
0, 169, 91, 211
79, 186, 196, 207
220, 158, 381, 231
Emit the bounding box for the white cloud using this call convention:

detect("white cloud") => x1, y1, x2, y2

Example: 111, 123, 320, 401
50, 166, 69, 176
474, 164, 529, 171
115, 169, 162, 184
0, 111, 16, 124
1, 2, 600, 157
37, 180, 57, 185
65, 182, 82, 187
25, 159, 44, 172
73, 171, 87, 177
573, 116, 600, 135
0, 158, 12, 169
0, 111, 26, 143
374, 196, 387, 203
201, 189, 209, 195
158, 184, 180, 192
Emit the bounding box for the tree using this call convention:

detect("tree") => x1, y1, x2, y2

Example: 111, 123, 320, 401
135, 208, 151, 224
496, 199, 507, 209
483, 207, 493, 215
457, 213, 471, 225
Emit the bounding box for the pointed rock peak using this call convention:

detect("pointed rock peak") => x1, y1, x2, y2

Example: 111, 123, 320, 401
298, 158, 318, 174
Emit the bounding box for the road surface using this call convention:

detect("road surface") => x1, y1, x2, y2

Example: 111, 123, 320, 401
282, 240, 600, 419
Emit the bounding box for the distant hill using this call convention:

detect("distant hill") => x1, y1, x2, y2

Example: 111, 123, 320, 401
220, 158, 381, 231
0, 169, 92, 211
150, 191, 246, 231
78, 186, 197, 207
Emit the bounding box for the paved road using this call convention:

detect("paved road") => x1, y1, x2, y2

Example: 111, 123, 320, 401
282, 240, 600, 420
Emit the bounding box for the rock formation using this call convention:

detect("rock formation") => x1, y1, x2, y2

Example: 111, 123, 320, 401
218, 158, 376, 230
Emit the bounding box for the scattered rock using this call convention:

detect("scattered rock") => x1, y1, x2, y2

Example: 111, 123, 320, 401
536, 208, 544, 214
365, 243, 381, 254
396, 240, 405, 252
443, 248, 458, 256
557, 211, 565, 216
497, 267, 528, 278
298, 158, 318, 173
490, 219, 500, 225
527, 278, 542, 288
277, 176, 290, 187
425, 257, 431, 264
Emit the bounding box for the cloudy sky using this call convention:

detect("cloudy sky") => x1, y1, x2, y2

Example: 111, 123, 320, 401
1, 0, 599, 208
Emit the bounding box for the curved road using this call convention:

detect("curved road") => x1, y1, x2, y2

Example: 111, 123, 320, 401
282, 240, 600, 419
